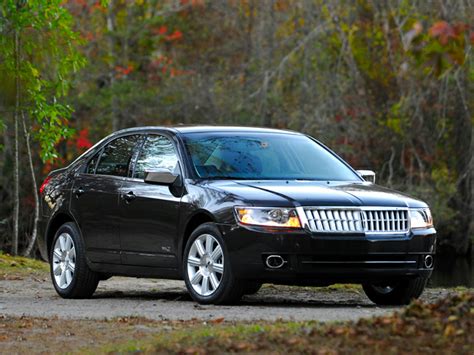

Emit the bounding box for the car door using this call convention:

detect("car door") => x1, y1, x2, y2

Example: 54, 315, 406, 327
70, 134, 141, 264
118, 133, 181, 268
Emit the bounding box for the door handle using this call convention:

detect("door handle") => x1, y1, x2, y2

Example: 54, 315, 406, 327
73, 187, 85, 198
122, 191, 136, 203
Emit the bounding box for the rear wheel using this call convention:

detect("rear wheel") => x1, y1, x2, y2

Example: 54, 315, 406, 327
362, 277, 427, 305
183, 223, 244, 304
50, 222, 99, 299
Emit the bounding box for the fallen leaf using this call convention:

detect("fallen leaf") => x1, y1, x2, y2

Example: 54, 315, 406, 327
210, 317, 224, 324
444, 324, 456, 337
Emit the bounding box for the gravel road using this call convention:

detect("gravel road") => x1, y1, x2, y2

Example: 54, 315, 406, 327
0, 275, 452, 322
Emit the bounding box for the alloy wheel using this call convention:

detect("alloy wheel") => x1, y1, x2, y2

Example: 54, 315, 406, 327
52, 232, 76, 289
187, 234, 224, 296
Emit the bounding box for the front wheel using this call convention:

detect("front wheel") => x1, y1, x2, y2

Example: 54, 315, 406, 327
183, 223, 244, 304
242, 281, 263, 295
362, 277, 427, 305
50, 222, 99, 299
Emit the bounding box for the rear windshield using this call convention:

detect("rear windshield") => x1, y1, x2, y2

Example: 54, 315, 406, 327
182, 132, 361, 181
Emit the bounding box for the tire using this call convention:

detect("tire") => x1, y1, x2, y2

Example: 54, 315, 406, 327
362, 277, 427, 306
99, 273, 113, 281
183, 222, 244, 304
50, 222, 99, 299
242, 281, 263, 295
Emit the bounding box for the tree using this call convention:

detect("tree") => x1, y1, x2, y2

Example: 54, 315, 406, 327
0, 0, 85, 255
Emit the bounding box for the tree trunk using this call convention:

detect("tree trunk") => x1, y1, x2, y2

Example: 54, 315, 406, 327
260, 0, 275, 127
448, 71, 472, 255
242, 0, 254, 91
107, 0, 120, 131
22, 111, 39, 257
12, 28, 20, 255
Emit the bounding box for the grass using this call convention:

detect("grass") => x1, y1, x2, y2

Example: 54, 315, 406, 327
99, 292, 474, 354
0, 250, 48, 279
99, 321, 315, 354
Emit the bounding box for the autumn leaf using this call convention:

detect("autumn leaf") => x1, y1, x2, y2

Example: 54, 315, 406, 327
156, 26, 168, 35
165, 30, 183, 41
76, 129, 92, 150
429, 21, 455, 45
443, 324, 456, 337
210, 317, 224, 324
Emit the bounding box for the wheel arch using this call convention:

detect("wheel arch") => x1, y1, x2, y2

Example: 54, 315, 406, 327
180, 211, 215, 259
45, 212, 77, 258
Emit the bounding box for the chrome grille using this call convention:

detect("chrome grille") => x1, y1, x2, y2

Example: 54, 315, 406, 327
302, 207, 409, 234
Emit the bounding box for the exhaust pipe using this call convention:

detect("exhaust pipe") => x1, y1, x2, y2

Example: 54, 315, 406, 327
265, 255, 286, 269
424, 255, 434, 269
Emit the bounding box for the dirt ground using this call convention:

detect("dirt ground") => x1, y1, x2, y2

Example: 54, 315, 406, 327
0, 274, 453, 322
0, 272, 461, 354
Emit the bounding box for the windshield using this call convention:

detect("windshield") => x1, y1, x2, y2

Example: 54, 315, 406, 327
182, 132, 361, 181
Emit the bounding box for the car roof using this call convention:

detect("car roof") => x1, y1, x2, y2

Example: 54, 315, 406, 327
69, 125, 304, 168
112, 125, 302, 136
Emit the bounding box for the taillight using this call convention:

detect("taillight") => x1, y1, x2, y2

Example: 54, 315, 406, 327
39, 176, 52, 194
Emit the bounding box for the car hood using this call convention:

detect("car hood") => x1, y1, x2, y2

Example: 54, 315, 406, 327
203, 180, 427, 208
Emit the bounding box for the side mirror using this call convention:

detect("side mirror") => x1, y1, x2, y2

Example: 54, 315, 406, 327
356, 170, 376, 183
144, 169, 179, 185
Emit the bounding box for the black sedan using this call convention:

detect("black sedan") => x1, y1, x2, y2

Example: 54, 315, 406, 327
40, 126, 436, 305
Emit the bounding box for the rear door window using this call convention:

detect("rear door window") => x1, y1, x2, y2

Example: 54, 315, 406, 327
96, 135, 141, 177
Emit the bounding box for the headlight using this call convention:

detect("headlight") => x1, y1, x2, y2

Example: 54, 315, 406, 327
235, 207, 302, 228
409, 208, 433, 229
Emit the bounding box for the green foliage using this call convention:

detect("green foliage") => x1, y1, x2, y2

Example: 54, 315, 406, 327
386, 101, 405, 135
0, 0, 85, 162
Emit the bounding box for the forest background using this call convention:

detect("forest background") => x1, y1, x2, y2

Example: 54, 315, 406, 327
0, 0, 472, 259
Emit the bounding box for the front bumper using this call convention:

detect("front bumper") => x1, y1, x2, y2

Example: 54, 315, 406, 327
219, 224, 436, 285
